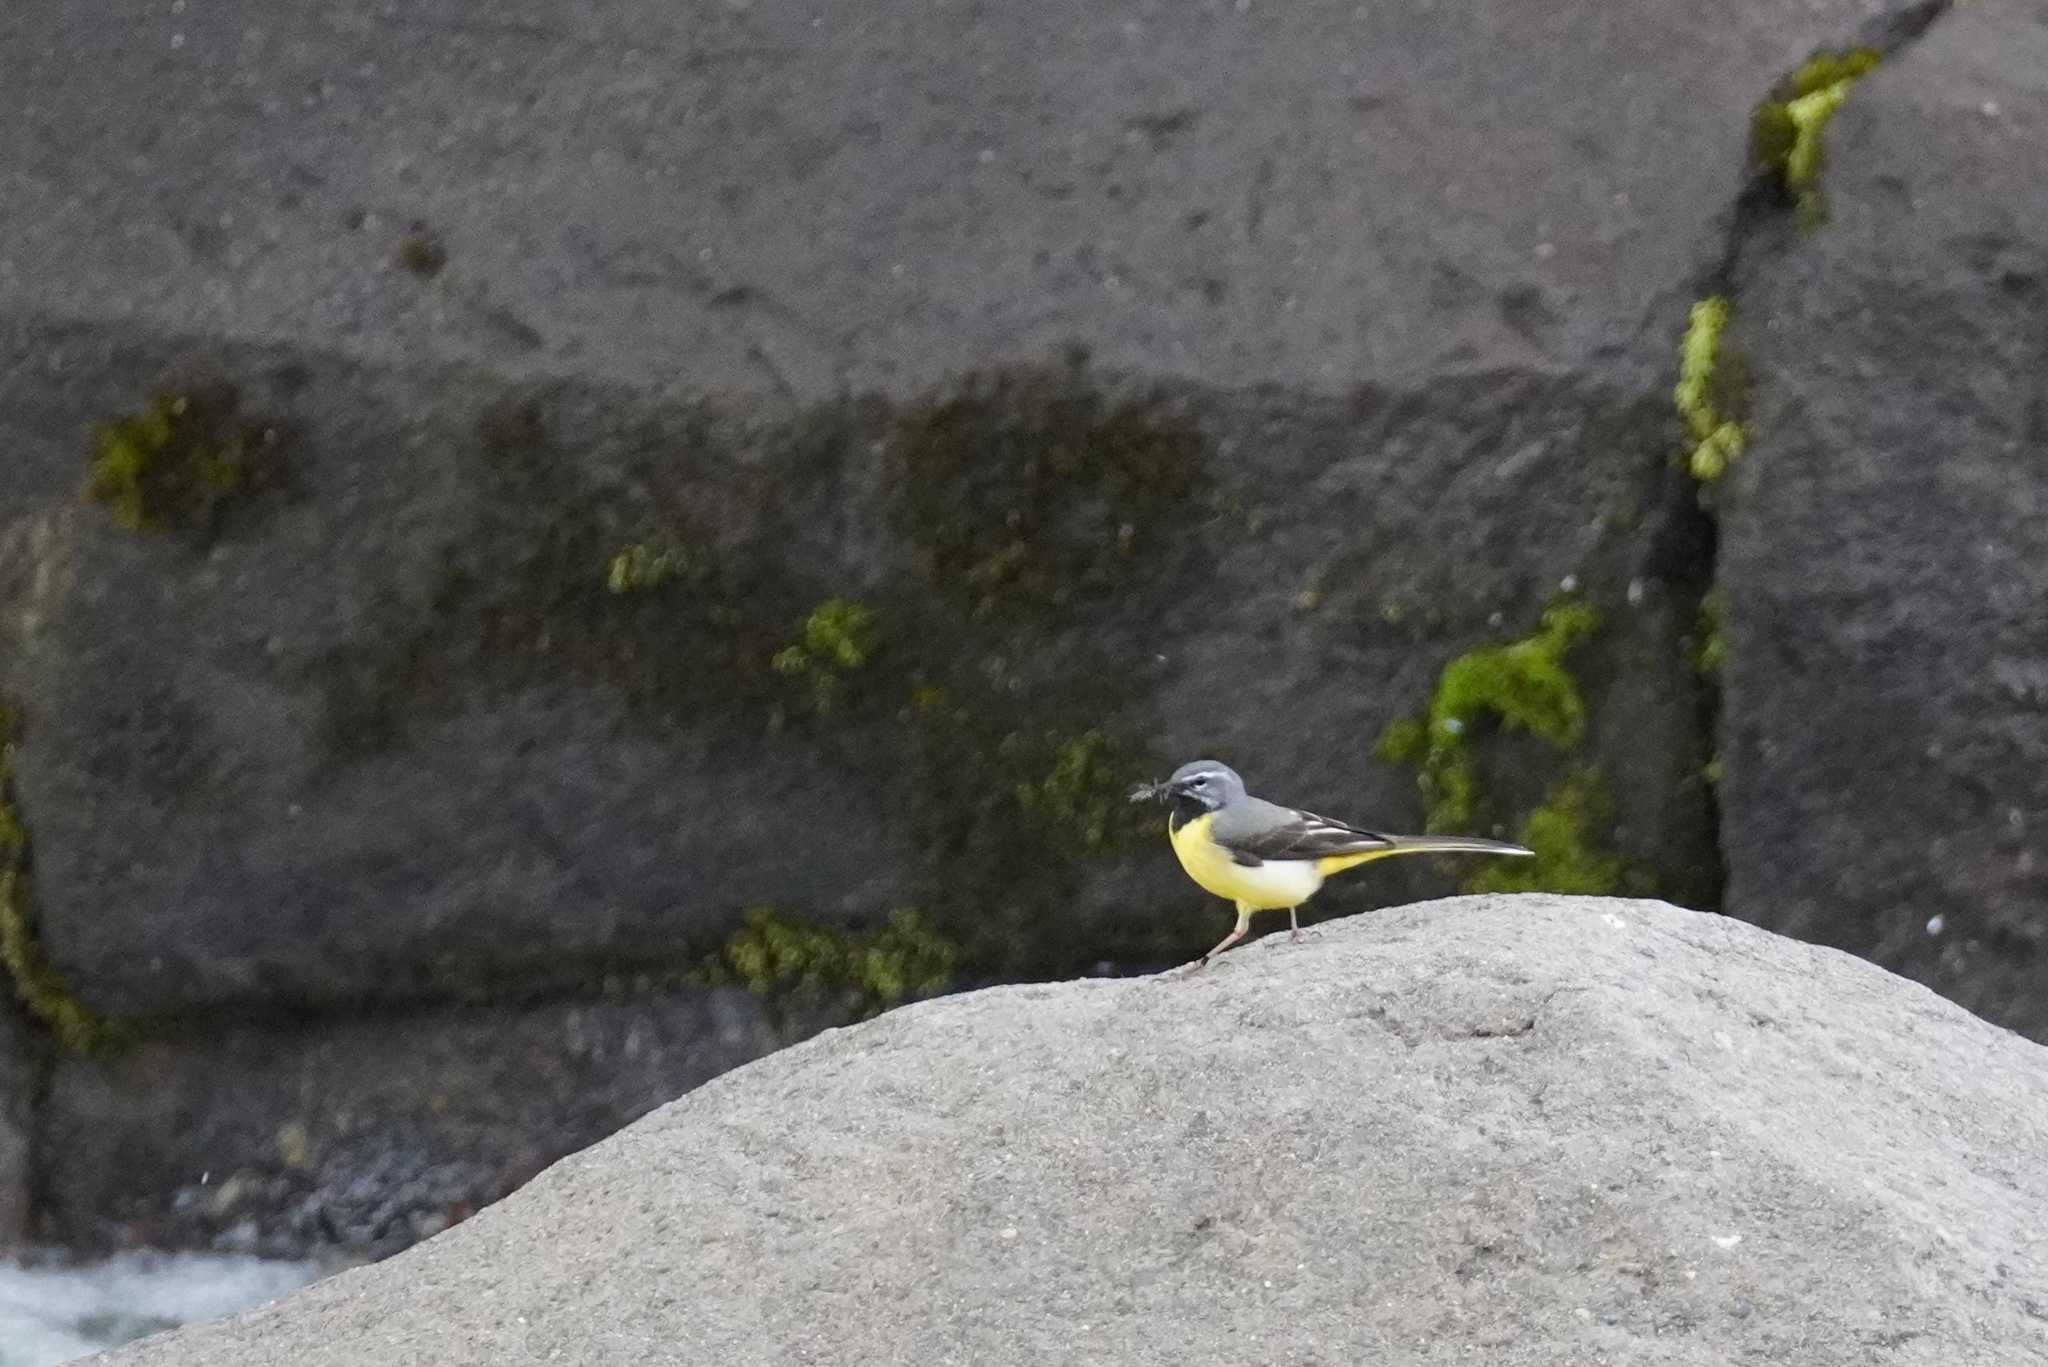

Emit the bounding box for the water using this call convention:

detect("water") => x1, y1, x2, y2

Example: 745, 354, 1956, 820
0, 1251, 323, 1366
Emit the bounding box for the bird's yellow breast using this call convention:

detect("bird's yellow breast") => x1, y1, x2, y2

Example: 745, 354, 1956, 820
1167, 813, 1324, 910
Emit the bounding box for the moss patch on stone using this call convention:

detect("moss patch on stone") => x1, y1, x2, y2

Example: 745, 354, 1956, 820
312, 369, 1199, 987
316, 392, 822, 757
1464, 768, 1627, 897
901, 686, 1160, 969
1691, 588, 1729, 676
1377, 600, 1633, 896
84, 382, 282, 537
772, 597, 880, 715
1375, 599, 1600, 833
605, 539, 698, 595
894, 369, 1204, 620
696, 906, 956, 1018
396, 226, 448, 278
0, 704, 130, 1056
1674, 297, 1747, 485
1009, 728, 1149, 857
1751, 48, 1883, 221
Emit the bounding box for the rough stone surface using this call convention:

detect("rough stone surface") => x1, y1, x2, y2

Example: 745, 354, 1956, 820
0, 312, 1715, 1016
0, 1002, 36, 1247
0, 0, 1998, 1255
103, 896, 2048, 1367
0, 0, 1938, 1013
1720, 2, 2048, 1040
0, 317, 920, 1013
41, 988, 787, 1260
0, 0, 1926, 399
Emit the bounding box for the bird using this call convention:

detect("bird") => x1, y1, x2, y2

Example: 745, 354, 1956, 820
1129, 759, 1532, 968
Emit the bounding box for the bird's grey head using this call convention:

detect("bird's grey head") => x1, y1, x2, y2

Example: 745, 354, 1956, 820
1129, 759, 1246, 813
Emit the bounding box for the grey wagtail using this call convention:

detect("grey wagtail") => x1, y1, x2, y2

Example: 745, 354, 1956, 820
1130, 760, 1532, 968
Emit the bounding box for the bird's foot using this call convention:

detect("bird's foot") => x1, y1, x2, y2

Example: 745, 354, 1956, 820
1288, 927, 1323, 944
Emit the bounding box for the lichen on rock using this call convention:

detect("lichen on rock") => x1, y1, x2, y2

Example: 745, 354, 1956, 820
1750, 48, 1883, 221
771, 597, 880, 714
1674, 296, 1747, 485
83, 382, 282, 537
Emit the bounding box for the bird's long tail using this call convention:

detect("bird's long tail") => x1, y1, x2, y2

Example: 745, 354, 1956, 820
1381, 834, 1533, 857
1316, 834, 1531, 877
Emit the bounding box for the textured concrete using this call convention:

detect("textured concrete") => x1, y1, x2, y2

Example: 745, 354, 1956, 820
103, 897, 2048, 1367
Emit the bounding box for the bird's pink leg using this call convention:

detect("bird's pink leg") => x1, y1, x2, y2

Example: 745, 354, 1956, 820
1289, 906, 1305, 943
1189, 905, 1253, 970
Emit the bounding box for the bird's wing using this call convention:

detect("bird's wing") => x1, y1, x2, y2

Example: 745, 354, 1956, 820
1210, 801, 1398, 866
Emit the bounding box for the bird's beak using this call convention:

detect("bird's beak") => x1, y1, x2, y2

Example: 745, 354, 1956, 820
1128, 779, 1167, 804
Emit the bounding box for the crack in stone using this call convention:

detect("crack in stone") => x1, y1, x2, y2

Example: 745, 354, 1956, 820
1673, 0, 1957, 899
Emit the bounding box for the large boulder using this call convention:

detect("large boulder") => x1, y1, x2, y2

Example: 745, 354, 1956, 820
1720, 1, 2048, 1038
101, 896, 2048, 1367
41, 988, 787, 1258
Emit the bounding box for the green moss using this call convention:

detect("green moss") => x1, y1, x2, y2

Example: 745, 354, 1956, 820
1374, 717, 1427, 767
1691, 589, 1729, 675
894, 370, 1205, 620
797, 598, 877, 671
899, 684, 1161, 970
320, 371, 1187, 984
1465, 769, 1627, 896
1751, 48, 1883, 219
1375, 599, 1599, 833
1377, 599, 1631, 896
605, 539, 698, 594
1674, 297, 1747, 484
1010, 728, 1148, 856
84, 383, 281, 536
771, 597, 880, 714
0, 705, 130, 1056
315, 390, 849, 759
697, 906, 956, 1017
397, 226, 448, 278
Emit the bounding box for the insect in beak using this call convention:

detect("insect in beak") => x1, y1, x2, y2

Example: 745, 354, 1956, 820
1128, 779, 1166, 804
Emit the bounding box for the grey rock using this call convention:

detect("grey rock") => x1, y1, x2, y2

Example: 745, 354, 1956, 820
0, 317, 920, 1013
0, 0, 1926, 399
0, 0, 1934, 1012
0, 1001, 37, 1247
1720, 3, 2048, 1040
0, 310, 1718, 1015
0, 0, 1981, 1249
41, 987, 786, 1260
100, 896, 2048, 1367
